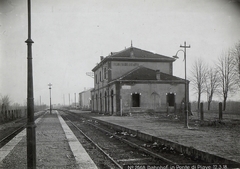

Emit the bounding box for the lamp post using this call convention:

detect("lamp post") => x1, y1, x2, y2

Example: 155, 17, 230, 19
173, 41, 190, 128
48, 83, 52, 114
25, 0, 36, 168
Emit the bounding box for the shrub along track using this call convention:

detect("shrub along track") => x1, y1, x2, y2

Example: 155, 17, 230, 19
60, 110, 205, 168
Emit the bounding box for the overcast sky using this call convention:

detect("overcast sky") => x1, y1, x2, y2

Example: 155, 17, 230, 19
1, 0, 240, 106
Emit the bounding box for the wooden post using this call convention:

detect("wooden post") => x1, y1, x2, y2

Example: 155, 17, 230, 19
219, 102, 223, 120
200, 102, 204, 121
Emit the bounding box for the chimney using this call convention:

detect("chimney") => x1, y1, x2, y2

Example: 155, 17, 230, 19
156, 70, 161, 80
130, 40, 134, 57
100, 56, 104, 61
130, 48, 134, 57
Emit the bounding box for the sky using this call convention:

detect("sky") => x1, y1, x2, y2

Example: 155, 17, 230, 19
1, 0, 240, 106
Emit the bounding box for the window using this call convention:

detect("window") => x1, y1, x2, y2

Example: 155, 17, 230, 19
95, 74, 98, 84
99, 71, 102, 81
132, 93, 140, 107
104, 67, 107, 79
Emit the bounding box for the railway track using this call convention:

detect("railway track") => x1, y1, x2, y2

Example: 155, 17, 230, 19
65, 116, 123, 169
0, 111, 45, 149
0, 124, 26, 148
60, 110, 205, 168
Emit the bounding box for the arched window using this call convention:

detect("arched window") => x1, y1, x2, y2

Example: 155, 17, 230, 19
100, 92, 102, 112
96, 94, 98, 111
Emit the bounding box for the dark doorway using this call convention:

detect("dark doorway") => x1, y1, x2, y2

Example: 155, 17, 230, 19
111, 90, 114, 115
105, 91, 107, 113
92, 95, 94, 110
167, 93, 175, 106
96, 94, 98, 112
132, 93, 140, 107
100, 93, 102, 113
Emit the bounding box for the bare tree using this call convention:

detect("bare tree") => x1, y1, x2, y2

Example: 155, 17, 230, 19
204, 68, 219, 110
231, 41, 240, 88
216, 51, 238, 111
189, 58, 208, 112
0, 95, 11, 110
12, 102, 21, 109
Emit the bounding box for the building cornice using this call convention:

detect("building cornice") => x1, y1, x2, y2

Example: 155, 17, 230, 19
92, 57, 173, 71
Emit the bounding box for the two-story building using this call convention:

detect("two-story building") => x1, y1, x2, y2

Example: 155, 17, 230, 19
91, 45, 189, 115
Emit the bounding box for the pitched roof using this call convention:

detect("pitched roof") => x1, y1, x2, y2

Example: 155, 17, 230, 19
110, 47, 173, 60
92, 46, 175, 71
118, 66, 185, 81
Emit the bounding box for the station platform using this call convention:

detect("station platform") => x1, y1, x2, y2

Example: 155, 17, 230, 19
0, 110, 97, 169
70, 110, 240, 167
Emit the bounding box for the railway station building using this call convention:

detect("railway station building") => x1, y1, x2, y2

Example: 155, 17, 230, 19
91, 45, 189, 115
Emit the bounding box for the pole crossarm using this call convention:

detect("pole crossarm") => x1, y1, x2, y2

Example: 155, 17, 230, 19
180, 43, 191, 49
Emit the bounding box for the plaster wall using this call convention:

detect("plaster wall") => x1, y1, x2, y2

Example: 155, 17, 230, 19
94, 62, 109, 89
120, 83, 185, 113
79, 90, 91, 109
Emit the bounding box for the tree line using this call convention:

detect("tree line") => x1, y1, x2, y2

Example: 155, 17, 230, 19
190, 41, 240, 111
0, 95, 47, 112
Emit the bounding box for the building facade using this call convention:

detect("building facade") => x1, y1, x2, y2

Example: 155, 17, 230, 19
79, 88, 92, 110
91, 46, 189, 115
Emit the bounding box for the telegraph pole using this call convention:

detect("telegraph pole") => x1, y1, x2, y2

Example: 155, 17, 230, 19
180, 41, 191, 128
75, 93, 76, 108
69, 93, 70, 106
25, 0, 36, 168
63, 94, 65, 106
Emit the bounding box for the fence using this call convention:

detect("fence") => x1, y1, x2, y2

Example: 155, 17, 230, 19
191, 101, 240, 112
190, 102, 240, 124
0, 108, 27, 123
